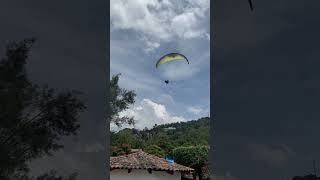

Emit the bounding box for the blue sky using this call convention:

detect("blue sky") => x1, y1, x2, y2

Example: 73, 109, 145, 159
110, 0, 210, 130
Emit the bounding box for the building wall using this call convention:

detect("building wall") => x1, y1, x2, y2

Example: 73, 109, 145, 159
110, 169, 181, 180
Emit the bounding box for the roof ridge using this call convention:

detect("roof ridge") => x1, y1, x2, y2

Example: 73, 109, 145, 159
110, 149, 194, 172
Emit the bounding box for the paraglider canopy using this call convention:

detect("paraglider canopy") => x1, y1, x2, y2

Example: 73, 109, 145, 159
155, 52, 189, 86
156, 53, 189, 69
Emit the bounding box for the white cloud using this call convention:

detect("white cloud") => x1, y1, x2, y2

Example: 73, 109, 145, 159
146, 41, 160, 52
140, 36, 161, 52
111, 98, 186, 131
156, 94, 176, 105
187, 106, 203, 115
110, 0, 209, 51
205, 33, 210, 40
110, 0, 172, 40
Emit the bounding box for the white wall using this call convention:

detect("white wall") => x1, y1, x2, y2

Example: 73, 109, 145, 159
110, 169, 181, 180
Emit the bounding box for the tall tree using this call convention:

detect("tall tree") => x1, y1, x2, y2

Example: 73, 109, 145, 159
0, 38, 86, 179
110, 73, 136, 127
171, 145, 209, 180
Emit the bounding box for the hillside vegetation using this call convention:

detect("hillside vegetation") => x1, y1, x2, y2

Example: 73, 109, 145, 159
111, 117, 210, 156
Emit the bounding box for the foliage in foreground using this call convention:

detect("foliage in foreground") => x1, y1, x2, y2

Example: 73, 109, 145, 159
110, 73, 136, 127
0, 39, 85, 179
172, 145, 209, 179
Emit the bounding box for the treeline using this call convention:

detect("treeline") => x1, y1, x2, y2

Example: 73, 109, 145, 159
111, 117, 209, 156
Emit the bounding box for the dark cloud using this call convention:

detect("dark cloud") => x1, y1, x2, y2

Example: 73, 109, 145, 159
0, 0, 108, 179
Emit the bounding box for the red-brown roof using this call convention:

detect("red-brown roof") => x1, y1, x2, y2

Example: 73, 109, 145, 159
110, 150, 194, 172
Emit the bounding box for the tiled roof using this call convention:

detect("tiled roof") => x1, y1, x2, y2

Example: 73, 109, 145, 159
110, 150, 194, 172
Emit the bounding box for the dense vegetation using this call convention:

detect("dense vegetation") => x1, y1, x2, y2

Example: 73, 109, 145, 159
111, 117, 210, 156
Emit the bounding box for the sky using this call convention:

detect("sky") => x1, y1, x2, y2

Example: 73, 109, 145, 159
110, 0, 210, 131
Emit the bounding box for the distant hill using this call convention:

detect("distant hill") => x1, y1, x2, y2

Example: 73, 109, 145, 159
111, 117, 210, 156
145, 117, 210, 146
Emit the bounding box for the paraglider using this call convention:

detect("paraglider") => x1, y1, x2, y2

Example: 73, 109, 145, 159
156, 53, 189, 69
155, 53, 189, 85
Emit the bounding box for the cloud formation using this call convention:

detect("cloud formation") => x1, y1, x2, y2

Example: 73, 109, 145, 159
187, 106, 203, 115
110, 0, 210, 134
111, 98, 187, 131
110, 0, 209, 51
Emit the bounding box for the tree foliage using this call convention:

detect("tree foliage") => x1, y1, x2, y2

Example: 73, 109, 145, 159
111, 117, 209, 155
110, 74, 136, 127
144, 145, 166, 158
110, 144, 131, 157
0, 39, 85, 179
172, 145, 209, 179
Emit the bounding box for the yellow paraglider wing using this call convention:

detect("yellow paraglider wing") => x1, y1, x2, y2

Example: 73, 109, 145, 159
156, 53, 189, 68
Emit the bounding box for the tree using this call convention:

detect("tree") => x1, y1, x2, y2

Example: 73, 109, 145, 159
110, 128, 134, 156
110, 73, 136, 127
110, 144, 131, 156
110, 128, 145, 156
0, 38, 86, 179
171, 145, 209, 180
144, 145, 166, 158
111, 128, 135, 146
155, 135, 174, 156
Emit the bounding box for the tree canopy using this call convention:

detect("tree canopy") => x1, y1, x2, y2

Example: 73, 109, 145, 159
172, 145, 209, 179
110, 74, 136, 127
